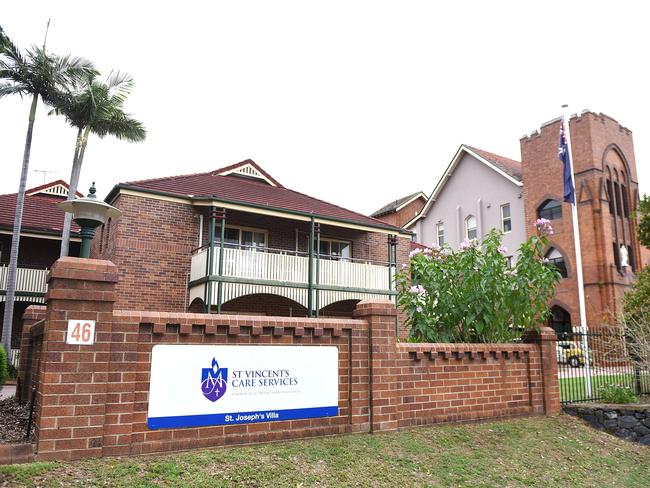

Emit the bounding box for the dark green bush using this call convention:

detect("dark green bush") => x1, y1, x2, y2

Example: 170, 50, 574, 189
0, 344, 8, 386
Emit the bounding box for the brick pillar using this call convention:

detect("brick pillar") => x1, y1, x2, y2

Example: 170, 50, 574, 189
35, 257, 118, 461
353, 300, 398, 432
16, 305, 46, 404
524, 326, 561, 415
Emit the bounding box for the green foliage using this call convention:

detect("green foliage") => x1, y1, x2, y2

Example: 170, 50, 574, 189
598, 384, 638, 404
623, 266, 650, 324
0, 344, 8, 386
396, 228, 561, 343
637, 193, 650, 248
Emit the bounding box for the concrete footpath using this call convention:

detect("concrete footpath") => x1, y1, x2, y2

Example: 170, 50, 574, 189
0, 384, 16, 400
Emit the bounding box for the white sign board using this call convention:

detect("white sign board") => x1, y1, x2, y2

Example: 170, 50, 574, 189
147, 345, 339, 429
66, 320, 96, 345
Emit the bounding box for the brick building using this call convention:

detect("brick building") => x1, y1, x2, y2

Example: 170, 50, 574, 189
404, 111, 647, 332
91, 160, 411, 319
371, 191, 426, 228
0, 180, 81, 347
521, 111, 648, 330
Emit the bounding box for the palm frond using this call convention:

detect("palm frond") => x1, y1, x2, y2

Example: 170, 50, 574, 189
93, 109, 146, 142
0, 82, 26, 98
0, 25, 25, 65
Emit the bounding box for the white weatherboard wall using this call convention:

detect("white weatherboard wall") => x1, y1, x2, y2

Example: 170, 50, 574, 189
148, 345, 339, 429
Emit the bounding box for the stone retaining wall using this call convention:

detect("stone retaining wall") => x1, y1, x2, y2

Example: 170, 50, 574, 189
564, 403, 650, 445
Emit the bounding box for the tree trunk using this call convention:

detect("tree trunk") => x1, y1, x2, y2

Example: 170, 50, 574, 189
1, 94, 39, 354
59, 126, 84, 257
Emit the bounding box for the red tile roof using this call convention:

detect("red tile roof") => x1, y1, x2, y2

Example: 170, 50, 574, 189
118, 160, 405, 232
0, 186, 80, 236
467, 146, 522, 181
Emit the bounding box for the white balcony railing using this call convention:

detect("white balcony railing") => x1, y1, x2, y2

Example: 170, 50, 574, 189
0, 265, 48, 302
189, 247, 394, 310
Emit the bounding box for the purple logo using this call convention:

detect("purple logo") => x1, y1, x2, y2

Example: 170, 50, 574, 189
201, 357, 228, 402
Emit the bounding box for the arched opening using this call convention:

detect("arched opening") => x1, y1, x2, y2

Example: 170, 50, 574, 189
220, 293, 308, 317
549, 305, 572, 339
318, 299, 360, 318
188, 297, 205, 313
465, 215, 477, 240
537, 199, 562, 220
545, 247, 568, 278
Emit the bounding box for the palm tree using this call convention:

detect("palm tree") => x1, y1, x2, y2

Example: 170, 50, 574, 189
55, 71, 146, 257
0, 24, 95, 354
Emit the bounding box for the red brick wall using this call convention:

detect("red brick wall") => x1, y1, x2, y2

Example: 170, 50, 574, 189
16, 305, 46, 404
520, 112, 644, 327
24, 258, 558, 461
90, 193, 410, 325
90, 194, 198, 311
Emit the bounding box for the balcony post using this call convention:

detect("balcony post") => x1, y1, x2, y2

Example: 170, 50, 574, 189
388, 235, 399, 336
315, 223, 321, 317
308, 216, 315, 317
216, 208, 226, 314
205, 207, 216, 313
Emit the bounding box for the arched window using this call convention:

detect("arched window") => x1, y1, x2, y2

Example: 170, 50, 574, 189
537, 199, 562, 220
549, 305, 572, 338
465, 215, 477, 240
546, 247, 568, 278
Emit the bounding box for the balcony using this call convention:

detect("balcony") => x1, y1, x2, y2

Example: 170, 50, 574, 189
0, 265, 48, 303
188, 246, 395, 313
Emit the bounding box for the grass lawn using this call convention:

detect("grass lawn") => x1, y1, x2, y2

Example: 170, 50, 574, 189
1, 415, 649, 487
560, 372, 650, 403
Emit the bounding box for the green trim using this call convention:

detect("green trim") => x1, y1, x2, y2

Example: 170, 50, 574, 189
108, 184, 411, 236
217, 209, 226, 313
308, 217, 314, 317
188, 276, 396, 297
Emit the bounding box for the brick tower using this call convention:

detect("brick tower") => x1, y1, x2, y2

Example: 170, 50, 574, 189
520, 111, 647, 330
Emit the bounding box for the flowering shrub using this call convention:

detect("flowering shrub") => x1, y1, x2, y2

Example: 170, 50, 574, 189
396, 224, 561, 343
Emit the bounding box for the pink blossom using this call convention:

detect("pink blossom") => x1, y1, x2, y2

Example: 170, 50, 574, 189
416, 306, 423, 313
498, 245, 508, 255
459, 238, 474, 250
409, 285, 426, 295
409, 248, 423, 259
535, 218, 554, 236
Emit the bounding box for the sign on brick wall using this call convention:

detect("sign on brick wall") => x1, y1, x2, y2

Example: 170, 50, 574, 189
66, 320, 96, 345
147, 345, 339, 429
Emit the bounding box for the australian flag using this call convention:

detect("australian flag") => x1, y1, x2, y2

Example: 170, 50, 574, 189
558, 119, 575, 204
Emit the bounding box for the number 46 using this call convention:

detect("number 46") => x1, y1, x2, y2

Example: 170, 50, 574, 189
69, 322, 93, 343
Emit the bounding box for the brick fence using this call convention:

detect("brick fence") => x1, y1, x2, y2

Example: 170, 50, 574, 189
16, 257, 560, 461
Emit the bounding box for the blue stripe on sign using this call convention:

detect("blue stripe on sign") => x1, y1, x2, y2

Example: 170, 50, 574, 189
147, 406, 338, 429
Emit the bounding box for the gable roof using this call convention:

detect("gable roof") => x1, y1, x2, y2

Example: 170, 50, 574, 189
110, 160, 408, 235
371, 191, 427, 218
404, 145, 523, 229
466, 147, 522, 182
0, 181, 81, 236
25, 180, 85, 198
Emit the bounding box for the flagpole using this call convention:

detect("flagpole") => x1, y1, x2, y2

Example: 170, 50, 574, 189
562, 104, 592, 397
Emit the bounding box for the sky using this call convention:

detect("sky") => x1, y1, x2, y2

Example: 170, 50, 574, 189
1, 1, 648, 216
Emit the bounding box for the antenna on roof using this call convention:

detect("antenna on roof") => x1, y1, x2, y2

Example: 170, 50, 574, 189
33, 169, 57, 184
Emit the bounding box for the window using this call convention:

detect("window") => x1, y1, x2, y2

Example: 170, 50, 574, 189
465, 215, 477, 240
505, 256, 513, 268
621, 185, 630, 217
215, 225, 267, 250
549, 306, 572, 338
318, 238, 351, 261
613, 242, 620, 269
501, 204, 512, 233
614, 182, 623, 217
537, 199, 562, 220
436, 223, 445, 246
606, 179, 615, 214
546, 248, 568, 278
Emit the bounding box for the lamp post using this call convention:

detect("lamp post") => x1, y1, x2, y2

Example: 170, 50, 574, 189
57, 183, 121, 258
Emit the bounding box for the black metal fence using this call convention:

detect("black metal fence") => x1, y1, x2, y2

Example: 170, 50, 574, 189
556, 329, 650, 404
